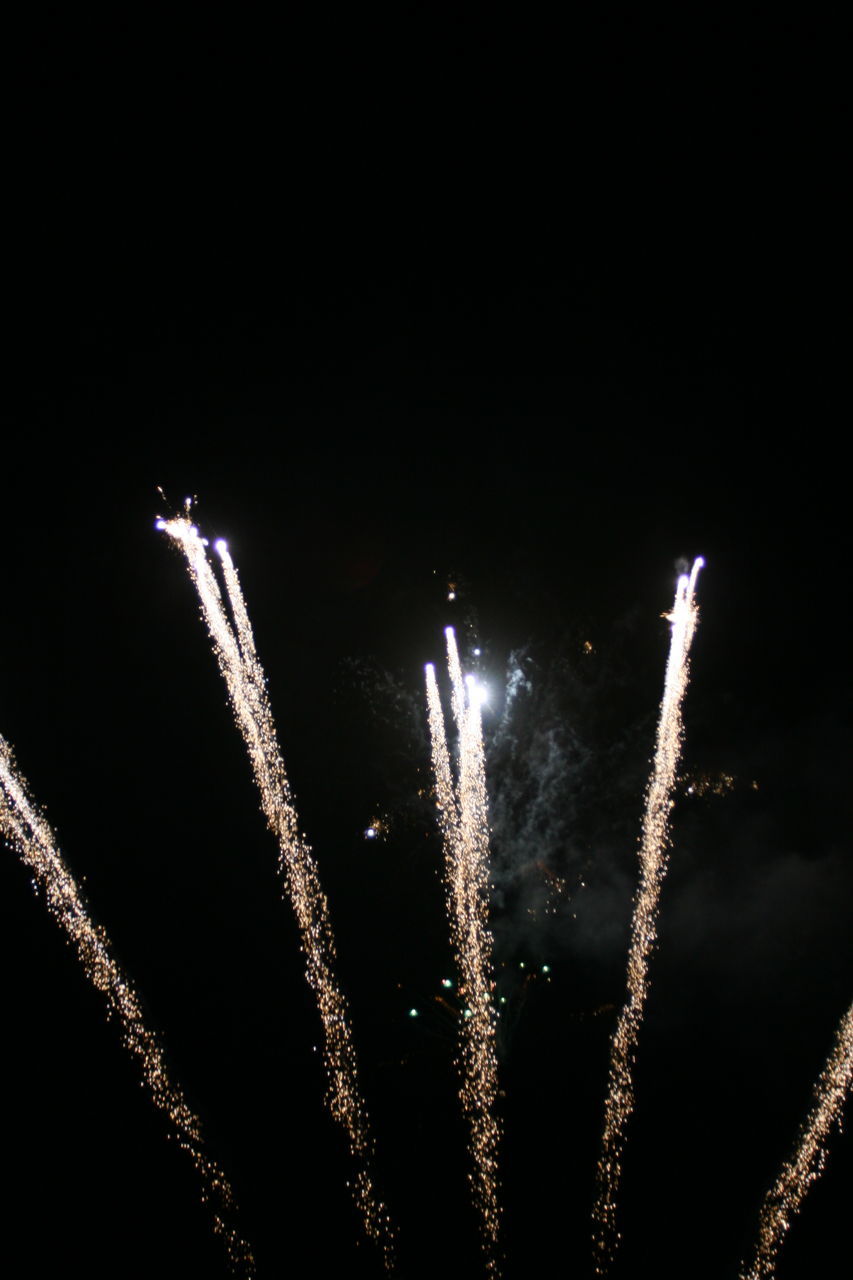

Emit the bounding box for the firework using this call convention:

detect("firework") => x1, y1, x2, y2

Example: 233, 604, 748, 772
0, 735, 255, 1276
426, 628, 502, 1275
592, 558, 704, 1274
740, 999, 853, 1279
159, 517, 394, 1267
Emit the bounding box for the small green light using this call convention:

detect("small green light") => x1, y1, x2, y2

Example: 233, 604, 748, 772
408, 1008, 419, 1018
542, 964, 551, 974
441, 978, 453, 989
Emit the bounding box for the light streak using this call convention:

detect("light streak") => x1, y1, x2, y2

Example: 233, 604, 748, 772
426, 629, 502, 1275
160, 517, 394, 1268
0, 735, 255, 1277
740, 999, 853, 1279
592, 558, 703, 1275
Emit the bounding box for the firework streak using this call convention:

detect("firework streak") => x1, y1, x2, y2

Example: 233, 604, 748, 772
426, 628, 501, 1275
159, 518, 394, 1266
592, 558, 703, 1274
740, 999, 853, 1279
0, 735, 255, 1276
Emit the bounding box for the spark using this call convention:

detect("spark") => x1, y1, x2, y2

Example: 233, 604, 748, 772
740, 999, 853, 1279
426, 629, 502, 1275
0, 736, 255, 1277
159, 517, 395, 1268
592, 557, 703, 1275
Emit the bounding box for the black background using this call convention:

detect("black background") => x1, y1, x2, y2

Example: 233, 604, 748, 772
1, 14, 848, 1279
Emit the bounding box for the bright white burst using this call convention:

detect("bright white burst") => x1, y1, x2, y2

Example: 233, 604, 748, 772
426, 627, 502, 1275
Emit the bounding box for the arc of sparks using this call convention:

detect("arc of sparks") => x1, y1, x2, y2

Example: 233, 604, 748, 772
0, 736, 255, 1277
159, 517, 395, 1267
425, 627, 502, 1276
592, 557, 704, 1275
740, 999, 853, 1279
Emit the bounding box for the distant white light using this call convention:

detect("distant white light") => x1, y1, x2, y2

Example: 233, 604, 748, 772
473, 648, 481, 656
155, 518, 166, 530
466, 674, 488, 707
365, 827, 376, 839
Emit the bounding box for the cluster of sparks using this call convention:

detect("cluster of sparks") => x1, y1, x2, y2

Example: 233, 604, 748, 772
158, 516, 394, 1266
426, 628, 502, 1275
740, 998, 853, 1279
4, 520, 849, 1279
0, 736, 255, 1276
592, 557, 704, 1274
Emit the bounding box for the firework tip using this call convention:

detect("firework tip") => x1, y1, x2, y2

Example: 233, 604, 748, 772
214, 538, 228, 557
444, 625, 455, 639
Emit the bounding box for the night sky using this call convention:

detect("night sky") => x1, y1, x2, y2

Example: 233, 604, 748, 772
2, 17, 848, 1280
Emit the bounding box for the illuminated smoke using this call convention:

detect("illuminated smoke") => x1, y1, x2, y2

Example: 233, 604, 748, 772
740, 999, 853, 1279
159, 518, 394, 1267
592, 558, 704, 1274
426, 628, 502, 1275
0, 735, 255, 1277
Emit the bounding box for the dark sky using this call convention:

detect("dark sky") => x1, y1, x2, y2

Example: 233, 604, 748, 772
1, 16, 848, 1280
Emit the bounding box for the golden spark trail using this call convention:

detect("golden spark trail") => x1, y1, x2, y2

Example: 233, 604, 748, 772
159, 518, 394, 1266
0, 735, 255, 1277
592, 558, 704, 1275
426, 630, 502, 1275
740, 999, 853, 1279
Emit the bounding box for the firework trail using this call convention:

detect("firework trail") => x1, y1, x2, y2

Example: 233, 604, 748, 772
426, 627, 502, 1275
0, 735, 255, 1276
159, 517, 394, 1266
592, 558, 703, 1275
740, 999, 853, 1279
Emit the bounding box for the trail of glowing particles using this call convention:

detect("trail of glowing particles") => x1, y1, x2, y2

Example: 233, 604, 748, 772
592, 558, 704, 1275
426, 630, 502, 1275
740, 999, 853, 1280
0, 735, 255, 1277
159, 517, 394, 1266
